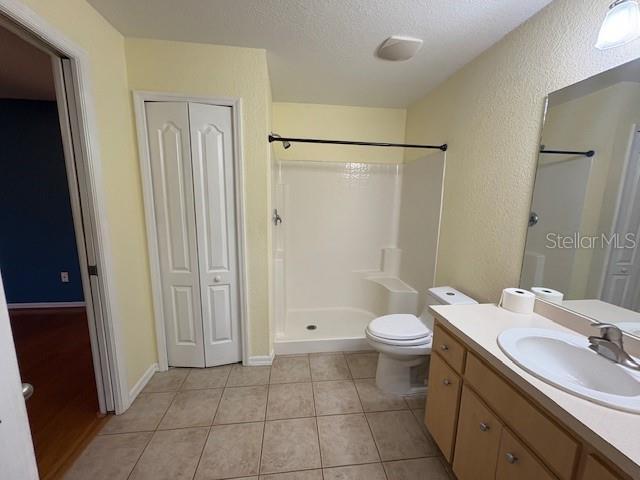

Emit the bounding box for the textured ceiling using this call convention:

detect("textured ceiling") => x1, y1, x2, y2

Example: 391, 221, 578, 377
87, 0, 552, 107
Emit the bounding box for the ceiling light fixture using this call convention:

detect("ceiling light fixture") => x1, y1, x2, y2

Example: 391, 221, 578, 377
377, 36, 423, 61
595, 0, 640, 50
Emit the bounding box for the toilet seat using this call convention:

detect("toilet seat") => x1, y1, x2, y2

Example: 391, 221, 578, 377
367, 314, 431, 341
365, 328, 433, 347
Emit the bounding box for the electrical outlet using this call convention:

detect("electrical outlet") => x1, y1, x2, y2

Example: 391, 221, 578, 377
60, 272, 69, 283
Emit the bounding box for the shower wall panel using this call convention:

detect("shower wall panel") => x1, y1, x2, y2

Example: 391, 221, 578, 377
279, 161, 401, 311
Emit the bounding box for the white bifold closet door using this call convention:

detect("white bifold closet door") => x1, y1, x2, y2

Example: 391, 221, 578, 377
145, 101, 241, 367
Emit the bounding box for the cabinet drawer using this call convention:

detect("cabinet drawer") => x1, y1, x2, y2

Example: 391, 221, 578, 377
465, 353, 578, 480
453, 385, 503, 480
579, 455, 623, 480
425, 352, 462, 461
433, 323, 466, 373
496, 428, 555, 480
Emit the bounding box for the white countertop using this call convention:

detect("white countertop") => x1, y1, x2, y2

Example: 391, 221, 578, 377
430, 303, 640, 479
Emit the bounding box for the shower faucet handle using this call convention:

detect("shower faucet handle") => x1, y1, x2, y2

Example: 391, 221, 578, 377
273, 209, 282, 226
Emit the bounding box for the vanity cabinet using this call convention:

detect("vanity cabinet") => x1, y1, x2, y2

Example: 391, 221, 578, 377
424, 352, 461, 461
426, 321, 628, 480
453, 386, 502, 480
452, 385, 555, 480
495, 428, 555, 480
465, 352, 578, 478
579, 455, 623, 480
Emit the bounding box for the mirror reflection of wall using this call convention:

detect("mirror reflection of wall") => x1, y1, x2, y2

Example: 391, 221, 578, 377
522, 58, 640, 338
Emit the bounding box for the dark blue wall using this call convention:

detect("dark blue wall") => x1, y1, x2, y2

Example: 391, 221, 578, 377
0, 99, 83, 303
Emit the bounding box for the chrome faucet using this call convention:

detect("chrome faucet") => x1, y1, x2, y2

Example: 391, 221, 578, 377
588, 323, 640, 370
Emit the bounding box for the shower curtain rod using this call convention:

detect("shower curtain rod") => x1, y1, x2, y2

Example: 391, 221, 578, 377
539, 148, 595, 158
268, 134, 448, 151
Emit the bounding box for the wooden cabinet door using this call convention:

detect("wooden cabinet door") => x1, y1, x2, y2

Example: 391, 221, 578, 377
580, 455, 623, 480
453, 385, 502, 480
425, 353, 462, 461
465, 353, 578, 479
496, 428, 555, 480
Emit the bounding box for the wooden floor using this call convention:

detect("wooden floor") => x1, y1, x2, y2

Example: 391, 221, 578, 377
9, 307, 105, 480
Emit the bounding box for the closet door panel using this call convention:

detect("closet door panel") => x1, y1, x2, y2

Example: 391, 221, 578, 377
206, 285, 232, 342
189, 102, 241, 366
146, 101, 205, 367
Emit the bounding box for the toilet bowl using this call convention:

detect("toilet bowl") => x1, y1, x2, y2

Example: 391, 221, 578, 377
366, 286, 477, 395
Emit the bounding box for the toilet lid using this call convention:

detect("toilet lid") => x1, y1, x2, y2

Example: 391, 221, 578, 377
368, 314, 431, 341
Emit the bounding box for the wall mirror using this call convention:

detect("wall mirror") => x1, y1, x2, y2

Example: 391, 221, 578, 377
521, 57, 640, 339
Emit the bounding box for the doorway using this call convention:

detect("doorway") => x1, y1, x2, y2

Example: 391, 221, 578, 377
0, 16, 114, 479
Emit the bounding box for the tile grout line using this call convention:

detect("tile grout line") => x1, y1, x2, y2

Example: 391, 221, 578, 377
140, 378, 186, 473
153, 390, 180, 431
123, 431, 154, 480
97, 406, 419, 437
257, 372, 270, 477
190, 425, 213, 480
310, 372, 324, 479
355, 378, 389, 480
212, 367, 233, 425
123, 383, 178, 479
225, 466, 323, 479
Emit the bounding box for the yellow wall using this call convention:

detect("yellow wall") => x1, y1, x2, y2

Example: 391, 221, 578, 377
272, 103, 406, 164
405, 0, 640, 303
125, 38, 273, 357
18, 0, 158, 389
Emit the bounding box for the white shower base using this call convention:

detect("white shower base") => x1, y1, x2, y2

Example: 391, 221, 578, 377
274, 307, 375, 354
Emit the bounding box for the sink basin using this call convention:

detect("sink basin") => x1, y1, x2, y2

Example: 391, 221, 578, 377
498, 328, 640, 413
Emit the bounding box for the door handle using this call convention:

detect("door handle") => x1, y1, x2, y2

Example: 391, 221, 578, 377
214, 276, 222, 283
22, 383, 34, 401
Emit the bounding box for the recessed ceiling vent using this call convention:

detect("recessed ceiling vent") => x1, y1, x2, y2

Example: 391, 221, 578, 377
376, 36, 423, 61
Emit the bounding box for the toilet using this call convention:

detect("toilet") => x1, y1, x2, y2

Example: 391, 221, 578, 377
365, 286, 477, 395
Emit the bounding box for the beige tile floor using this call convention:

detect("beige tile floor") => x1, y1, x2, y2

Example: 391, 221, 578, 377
65, 352, 453, 480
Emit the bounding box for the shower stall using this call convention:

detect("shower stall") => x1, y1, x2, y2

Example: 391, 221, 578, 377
271, 148, 446, 354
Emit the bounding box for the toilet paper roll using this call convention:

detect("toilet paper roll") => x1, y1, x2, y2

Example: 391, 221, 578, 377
499, 288, 536, 314
531, 287, 564, 305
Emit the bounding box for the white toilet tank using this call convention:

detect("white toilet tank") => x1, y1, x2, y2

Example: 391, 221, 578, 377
420, 286, 477, 330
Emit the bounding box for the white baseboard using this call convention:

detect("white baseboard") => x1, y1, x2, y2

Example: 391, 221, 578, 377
126, 362, 158, 410
8, 301, 86, 309
246, 351, 275, 366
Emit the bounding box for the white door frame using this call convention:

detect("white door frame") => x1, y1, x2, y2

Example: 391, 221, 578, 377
0, 0, 129, 413
133, 91, 250, 370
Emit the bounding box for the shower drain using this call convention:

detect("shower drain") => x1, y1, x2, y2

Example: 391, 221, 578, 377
306, 324, 317, 331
